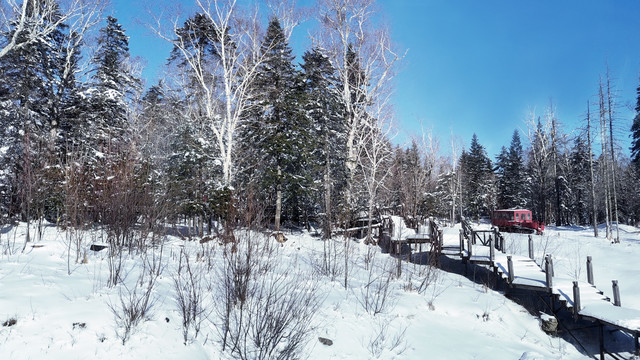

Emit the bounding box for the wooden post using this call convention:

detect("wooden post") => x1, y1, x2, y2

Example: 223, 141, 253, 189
635, 332, 639, 355
612, 280, 621, 306
572, 281, 581, 314
459, 229, 464, 256
467, 237, 473, 257
472, 230, 476, 245
587, 256, 594, 285
489, 236, 495, 261
545, 255, 553, 289
549, 254, 555, 277
507, 255, 514, 283
599, 323, 605, 360
528, 235, 534, 260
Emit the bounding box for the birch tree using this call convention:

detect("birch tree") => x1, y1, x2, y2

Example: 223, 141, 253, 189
154, 0, 271, 188
0, 0, 103, 59
358, 106, 394, 243
314, 0, 402, 215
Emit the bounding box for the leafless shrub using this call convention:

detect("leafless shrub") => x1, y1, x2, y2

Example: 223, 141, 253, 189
535, 234, 560, 266
563, 241, 583, 281
426, 276, 451, 311
311, 237, 345, 281
1, 224, 19, 256
108, 273, 158, 345
356, 253, 397, 316
61, 151, 90, 275
411, 248, 442, 295
107, 242, 126, 287
367, 320, 408, 359
213, 231, 323, 359
173, 249, 208, 344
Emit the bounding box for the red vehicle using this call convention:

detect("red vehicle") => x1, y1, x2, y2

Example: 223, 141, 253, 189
492, 209, 544, 235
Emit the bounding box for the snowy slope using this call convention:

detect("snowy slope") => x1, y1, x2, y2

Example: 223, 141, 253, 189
2, 222, 629, 359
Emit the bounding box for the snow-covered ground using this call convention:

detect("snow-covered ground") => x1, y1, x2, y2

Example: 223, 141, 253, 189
0, 221, 637, 359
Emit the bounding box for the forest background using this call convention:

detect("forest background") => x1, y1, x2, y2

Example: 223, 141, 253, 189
2, 0, 640, 244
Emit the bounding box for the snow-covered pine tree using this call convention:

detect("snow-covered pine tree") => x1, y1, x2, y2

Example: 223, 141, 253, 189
568, 135, 592, 225
495, 130, 528, 209
527, 117, 551, 224
0, 2, 80, 223
166, 14, 225, 233
135, 83, 185, 230
241, 18, 312, 231
301, 47, 347, 237
85, 16, 142, 235
88, 16, 140, 150
460, 134, 495, 219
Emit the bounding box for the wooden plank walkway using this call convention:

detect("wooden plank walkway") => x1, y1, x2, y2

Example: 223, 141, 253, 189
456, 223, 640, 358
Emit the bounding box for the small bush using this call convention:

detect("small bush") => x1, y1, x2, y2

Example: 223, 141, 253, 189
109, 281, 157, 345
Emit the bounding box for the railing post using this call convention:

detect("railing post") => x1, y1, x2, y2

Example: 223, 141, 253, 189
459, 229, 464, 255
573, 281, 581, 315
467, 237, 473, 257
545, 255, 553, 290
612, 280, 621, 307
548, 254, 554, 277
489, 235, 495, 261
507, 255, 514, 283
528, 235, 534, 260
587, 256, 594, 285
471, 230, 476, 245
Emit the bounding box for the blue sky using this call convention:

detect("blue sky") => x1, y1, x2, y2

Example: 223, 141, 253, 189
111, 0, 640, 158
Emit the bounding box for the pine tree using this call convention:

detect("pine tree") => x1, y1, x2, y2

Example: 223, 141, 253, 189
241, 18, 312, 231
496, 130, 528, 209
89, 16, 140, 149
528, 118, 551, 223
0, 3, 79, 223
460, 134, 495, 219
85, 16, 142, 231
301, 47, 347, 237
568, 135, 592, 225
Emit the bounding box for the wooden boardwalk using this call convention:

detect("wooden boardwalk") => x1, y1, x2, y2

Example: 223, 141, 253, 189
457, 220, 640, 359
381, 217, 640, 358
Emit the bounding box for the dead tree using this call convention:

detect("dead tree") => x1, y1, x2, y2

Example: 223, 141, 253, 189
586, 101, 598, 237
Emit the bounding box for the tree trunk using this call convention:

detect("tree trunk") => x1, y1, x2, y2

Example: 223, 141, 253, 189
323, 139, 332, 239
606, 74, 620, 243
586, 102, 598, 237
275, 166, 282, 232
599, 81, 611, 238
551, 114, 561, 226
